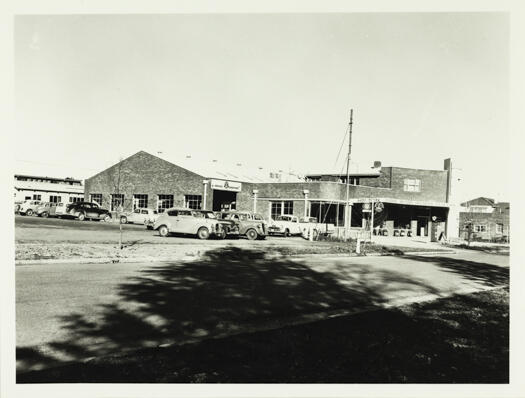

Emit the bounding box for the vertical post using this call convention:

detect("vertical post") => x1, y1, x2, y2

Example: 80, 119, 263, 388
303, 189, 309, 218
202, 180, 209, 210
252, 189, 258, 212
345, 109, 353, 236
370, 199, 375, 242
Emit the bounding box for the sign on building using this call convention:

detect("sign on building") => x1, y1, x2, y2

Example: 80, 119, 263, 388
210, 179, 242, 192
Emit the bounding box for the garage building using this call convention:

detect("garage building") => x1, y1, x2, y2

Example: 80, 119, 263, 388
84, 151, 455, 239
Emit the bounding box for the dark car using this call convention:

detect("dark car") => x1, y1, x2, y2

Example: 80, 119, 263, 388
65, 201, 112, 222
216, 210, 267, 240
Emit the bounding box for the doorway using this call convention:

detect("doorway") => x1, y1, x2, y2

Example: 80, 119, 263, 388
212, 190, 237, 211
417, 216, 429, 237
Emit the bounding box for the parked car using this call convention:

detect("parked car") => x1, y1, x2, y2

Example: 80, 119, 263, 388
36, 202, 68, 218
153, 208, 224, 239
14, 201, 24, 214
216, 210, 267, 240
120, 208, 159, 226
268, 214, 302, 237
65, 201, 112, 222
299, 217, 335, 239
18, 200, 44, 216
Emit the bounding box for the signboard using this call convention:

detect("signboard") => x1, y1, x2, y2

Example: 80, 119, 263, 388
210, 179, 242, 192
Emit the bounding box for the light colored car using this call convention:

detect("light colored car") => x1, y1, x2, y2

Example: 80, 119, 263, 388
268, 214, 302, 237
18, 200, 44, 216
153, 207, 224, 239
36, 202, 68, 218
120, 208, 159, 226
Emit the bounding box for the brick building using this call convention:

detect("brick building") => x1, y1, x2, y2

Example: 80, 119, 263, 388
84, 151, 454, 239
459, 197, 510, 242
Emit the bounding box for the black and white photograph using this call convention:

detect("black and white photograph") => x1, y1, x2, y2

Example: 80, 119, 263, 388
2, 2, 523, 397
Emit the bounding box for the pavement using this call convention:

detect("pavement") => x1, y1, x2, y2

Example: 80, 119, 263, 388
16, 248, 509, 374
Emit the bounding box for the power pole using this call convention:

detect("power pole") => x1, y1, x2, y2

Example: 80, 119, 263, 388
345, 109, 353, 237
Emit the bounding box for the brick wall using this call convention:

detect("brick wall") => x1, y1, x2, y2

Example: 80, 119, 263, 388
459, 209, 510, 241
84, 151, 206, 212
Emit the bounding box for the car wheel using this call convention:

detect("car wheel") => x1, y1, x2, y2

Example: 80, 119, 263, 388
120, 216, 128, 224
158, 225, 169, 237
197, 227, 210, 240
26, 209, 34, 216
246, 228, 258, 240
77, 212, 86, 221
102, 214, 111, 222
284, 228, 290, 237
41, 211, 49, 218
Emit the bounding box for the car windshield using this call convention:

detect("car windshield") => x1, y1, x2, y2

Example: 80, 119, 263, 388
276, 215, 291, 221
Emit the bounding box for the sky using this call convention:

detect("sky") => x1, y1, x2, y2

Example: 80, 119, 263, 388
14, 13, 509, 204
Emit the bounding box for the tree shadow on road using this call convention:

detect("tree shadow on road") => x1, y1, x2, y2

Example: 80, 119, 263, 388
16, 248, 508, 382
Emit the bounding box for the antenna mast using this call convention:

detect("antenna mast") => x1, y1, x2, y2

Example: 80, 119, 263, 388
345, 109, 353, 236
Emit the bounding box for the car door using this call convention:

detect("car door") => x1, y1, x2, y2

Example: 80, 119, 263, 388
84, 203, 97, 218
140, 209, 150, 224
176, 210, 195, 234
129, 208, 141, 223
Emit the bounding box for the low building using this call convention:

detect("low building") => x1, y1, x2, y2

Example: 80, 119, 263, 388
84, 151, 454, 239
459, 197, 510, 242
14, 174, 84, 204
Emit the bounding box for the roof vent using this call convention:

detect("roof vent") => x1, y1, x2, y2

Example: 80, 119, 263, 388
186, 155, 191, 159
236, 163, 242, 166
212, 159, 218, 162
373, 161, 382, 169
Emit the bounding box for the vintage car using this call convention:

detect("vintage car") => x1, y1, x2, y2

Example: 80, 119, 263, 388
268, 214, 302, 237
153, 207, 224, 239
18, 200, 44, 216
216, 210, 267, 240
36, 202, 68, 218
299, 217, 335, 239
65, 201, 112, 222
120, 208, 159, 226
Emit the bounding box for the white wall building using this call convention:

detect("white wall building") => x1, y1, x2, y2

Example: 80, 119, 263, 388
14, 174, 84, 204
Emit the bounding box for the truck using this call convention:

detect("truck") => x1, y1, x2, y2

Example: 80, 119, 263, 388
299, 217, 335, 240
268, 215, 303, 237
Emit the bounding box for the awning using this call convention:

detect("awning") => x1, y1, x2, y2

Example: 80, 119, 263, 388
349, 197, 450, 208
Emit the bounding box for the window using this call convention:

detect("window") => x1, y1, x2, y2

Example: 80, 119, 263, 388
271, 201, 294, 219
474, 224, 487, 233
33, 194, 41, 200
496, 223, 504, 234
403, 179, 421, 192
25, 196, 31, 200
184, 195, 202, 210
133, 194, 148, 210
111, 194, 125, 211
49, 195, 62, 203
141, 210, 149, 215
133, 208, 140, 214
157, 195, 174, 213
69, 196, 83, 203
271, 202, 282, 220
90, 194, 102, 206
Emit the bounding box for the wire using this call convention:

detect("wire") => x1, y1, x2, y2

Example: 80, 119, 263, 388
333, 125, 350, 169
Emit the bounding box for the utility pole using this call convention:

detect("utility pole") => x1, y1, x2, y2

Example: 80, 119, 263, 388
345, 109, 353, 237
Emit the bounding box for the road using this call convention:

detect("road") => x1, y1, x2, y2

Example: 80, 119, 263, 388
16, 250, 508, 373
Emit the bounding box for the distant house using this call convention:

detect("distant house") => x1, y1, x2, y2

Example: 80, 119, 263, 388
459, 197, 510, 242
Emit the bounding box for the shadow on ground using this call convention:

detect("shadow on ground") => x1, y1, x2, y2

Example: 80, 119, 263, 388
17, 247, 509, 382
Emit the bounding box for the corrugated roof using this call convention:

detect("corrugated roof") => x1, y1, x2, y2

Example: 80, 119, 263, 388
154, 152, 306, 183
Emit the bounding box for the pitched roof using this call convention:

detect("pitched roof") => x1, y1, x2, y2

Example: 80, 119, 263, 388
460, 197, 495, 207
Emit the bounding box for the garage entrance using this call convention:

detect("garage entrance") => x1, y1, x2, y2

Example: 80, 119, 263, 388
212, 190, 237, 211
